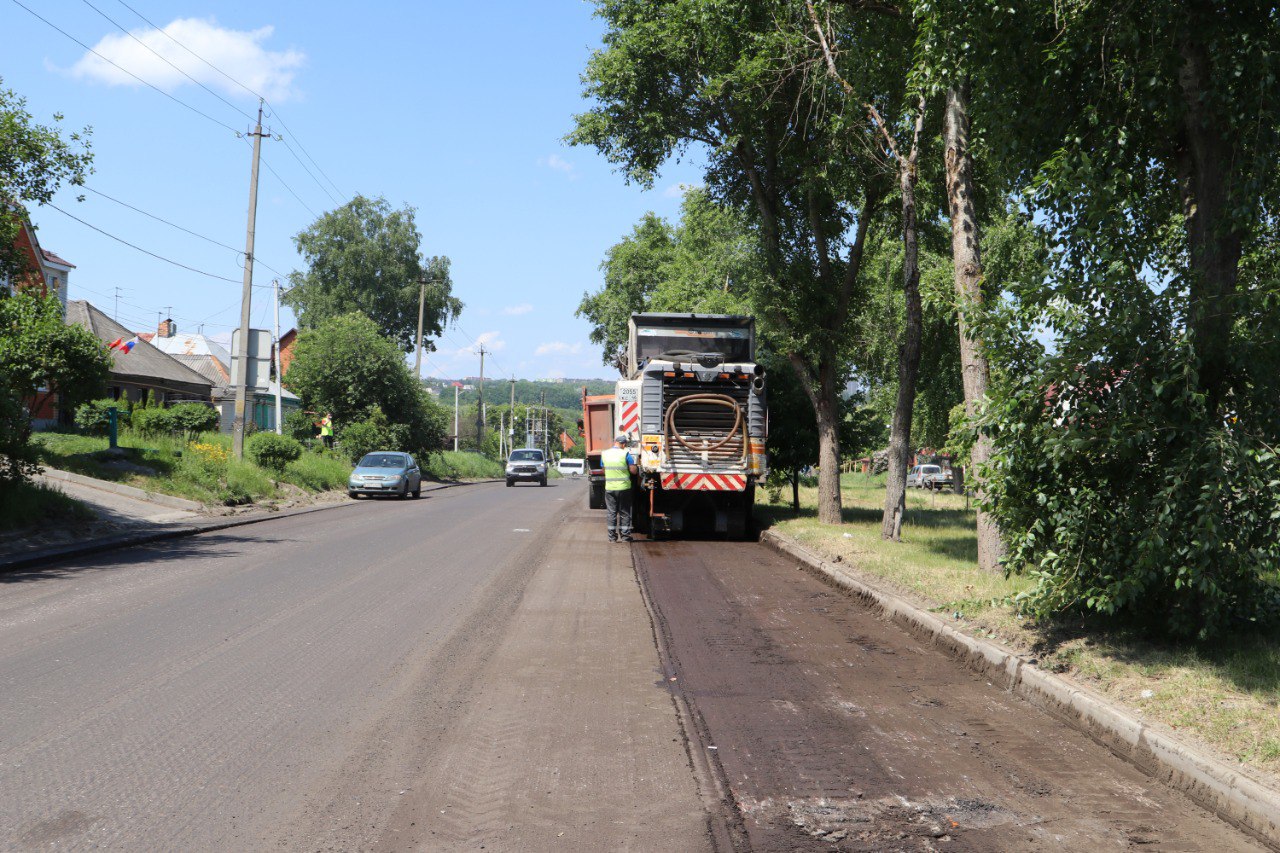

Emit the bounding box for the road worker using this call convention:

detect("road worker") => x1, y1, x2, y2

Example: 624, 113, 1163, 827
317, 412, 334, 449
601, 434, 638, 542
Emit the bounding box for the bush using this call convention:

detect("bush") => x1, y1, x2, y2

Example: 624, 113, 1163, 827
246, 432, 303, 472
169, 402, 219, 438
284, 409, 317, 443
75, 398, 131, 434
979, 344, 1280, 640
337, 406, 408, 463
131, 406, 177, 436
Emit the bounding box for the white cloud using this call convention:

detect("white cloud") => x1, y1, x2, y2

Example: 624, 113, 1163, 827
502, 303, 533, 316
66, 18, 305, 102
534, 341, 582, 356
662, 182, 702, 198
539, 154, 576, 178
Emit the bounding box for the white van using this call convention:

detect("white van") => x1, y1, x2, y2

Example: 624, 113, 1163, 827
556, 458, 585, 477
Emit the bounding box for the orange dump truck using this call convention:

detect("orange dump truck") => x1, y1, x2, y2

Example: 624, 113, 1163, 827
580, 388, 616, 510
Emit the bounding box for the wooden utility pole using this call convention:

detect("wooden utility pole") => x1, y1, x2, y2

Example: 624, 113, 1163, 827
475, 345, 487, 447
272, 278, 282, 435
509, 377, 516, 453
413, 278, 427, 380
232, 101, 268, 459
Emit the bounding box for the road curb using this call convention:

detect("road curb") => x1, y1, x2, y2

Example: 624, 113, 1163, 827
39, 466, 206, 512
0, 478, 500, 575
760, 529, 1280, 850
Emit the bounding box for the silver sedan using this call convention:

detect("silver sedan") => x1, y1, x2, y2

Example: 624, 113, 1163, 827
348, 451, 423, 499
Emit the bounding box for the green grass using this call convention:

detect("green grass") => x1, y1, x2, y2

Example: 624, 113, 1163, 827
280, 452, 350, 491
29, 429, 348, 505
760, 472, 1280, 781
422, 450, 504, 481
0, 479, 96, 531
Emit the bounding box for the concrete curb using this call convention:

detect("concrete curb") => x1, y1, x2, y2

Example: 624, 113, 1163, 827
39, 466, 205, 512
0, 478, 500, 575
760, 529, 1280, 850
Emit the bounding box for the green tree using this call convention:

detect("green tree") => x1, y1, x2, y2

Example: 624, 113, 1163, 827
284, 195, 462, 352
0, 291, 110, 483
284, 313, 447, 458
579, 188, 763, 372
0, 80, 93, 282
572, 1, 889, 524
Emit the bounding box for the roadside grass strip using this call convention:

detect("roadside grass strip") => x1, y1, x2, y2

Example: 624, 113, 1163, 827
0, 478, 96, 531
422, 450, 505, 481
758, 473, 1280, 783
30, 430, 348, 506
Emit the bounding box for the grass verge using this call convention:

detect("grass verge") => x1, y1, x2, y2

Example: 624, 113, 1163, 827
30, 429, 348, 505
0, 479, 96, 531
759, 473, 1280, 781
422, 450, 504, 480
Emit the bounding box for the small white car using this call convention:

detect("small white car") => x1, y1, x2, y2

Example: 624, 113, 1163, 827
556, 459, 585, 477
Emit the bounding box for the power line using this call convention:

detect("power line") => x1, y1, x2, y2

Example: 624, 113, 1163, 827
82, 185, 241, 254
7, 0, 240, 135
277, 134, 340, 207
46, 202, 244, 284
76, 0, 256, 124
111, 0, 347, 201
254, 144, 319, 219
82, 183, 294, 279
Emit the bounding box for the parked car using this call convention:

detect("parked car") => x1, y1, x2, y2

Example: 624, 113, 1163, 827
907, 464, 945, 490
348, 451, 422, 499
924, 466, 954, 491
557, 458, 585, 477
506, 448, 548, 487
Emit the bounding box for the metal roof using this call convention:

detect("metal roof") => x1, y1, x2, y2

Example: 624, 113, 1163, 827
65, 300, 213, 393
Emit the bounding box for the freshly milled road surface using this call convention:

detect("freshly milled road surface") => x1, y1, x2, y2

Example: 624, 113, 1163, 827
0, 480, 706, 852
634, 539, 1265, 852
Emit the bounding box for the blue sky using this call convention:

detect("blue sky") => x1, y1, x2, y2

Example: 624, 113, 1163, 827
4, 1, 704, 380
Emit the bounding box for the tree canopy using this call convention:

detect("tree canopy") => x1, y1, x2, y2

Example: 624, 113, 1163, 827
0, 79, 93, 282
284, 312, 447, 459
0, 291, 110, 483
284, 195, 462, 353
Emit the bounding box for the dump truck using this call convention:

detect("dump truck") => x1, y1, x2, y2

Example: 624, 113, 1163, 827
580, 389, 617, 510
616, 312, 767, 538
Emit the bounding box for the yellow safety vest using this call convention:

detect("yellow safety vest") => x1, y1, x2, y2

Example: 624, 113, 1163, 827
601, 447, 632, 491
319, 416, 333, 437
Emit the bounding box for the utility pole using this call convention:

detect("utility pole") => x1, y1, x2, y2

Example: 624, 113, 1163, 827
453, 382, 459, 452
474, 345, 487, 448
508, 377, 516, 456
232, 101, 268, 459
413, 278, 426, 380
540, 390, 547, 458
272, 278, 282, 434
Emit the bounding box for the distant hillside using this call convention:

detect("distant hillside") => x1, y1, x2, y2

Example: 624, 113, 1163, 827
422, 377, 616, 410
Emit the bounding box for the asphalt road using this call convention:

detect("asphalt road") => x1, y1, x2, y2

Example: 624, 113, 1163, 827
0, 478, 706, 852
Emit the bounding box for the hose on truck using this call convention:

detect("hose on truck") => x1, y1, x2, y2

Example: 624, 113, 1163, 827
662, 393, 748, 465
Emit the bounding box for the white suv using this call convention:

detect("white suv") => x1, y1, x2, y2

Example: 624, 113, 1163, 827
506, 448, 548, 487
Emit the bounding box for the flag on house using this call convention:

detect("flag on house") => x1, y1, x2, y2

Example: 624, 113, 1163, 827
112, 336, 140, 354
107, 337, 123, 351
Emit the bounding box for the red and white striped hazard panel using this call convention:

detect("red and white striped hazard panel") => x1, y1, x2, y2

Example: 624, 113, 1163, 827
660, 472, 746, 491
619, 400, 639, 434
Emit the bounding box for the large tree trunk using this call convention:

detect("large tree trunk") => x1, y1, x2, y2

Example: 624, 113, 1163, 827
791, 468, 800, 514
1177, 29, 1242, 414
814, 378, 843, 526
944, 83, 1005, 571
788, 355, 844, 526
882, 155, 923, 541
